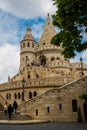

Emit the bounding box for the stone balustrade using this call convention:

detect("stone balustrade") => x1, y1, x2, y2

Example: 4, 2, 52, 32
37, 46, 61, 51
26, 75, 87, 107
0, 77, 72, 92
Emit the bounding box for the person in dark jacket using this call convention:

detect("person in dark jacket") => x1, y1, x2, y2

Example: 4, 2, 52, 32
13, 100, 18, 114
8, 104, 13, 119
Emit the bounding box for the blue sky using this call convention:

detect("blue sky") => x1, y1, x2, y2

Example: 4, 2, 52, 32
0, 0, 56, 83
0, 0, 87, 83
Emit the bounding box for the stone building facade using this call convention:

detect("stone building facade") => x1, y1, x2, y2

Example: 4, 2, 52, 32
0, 14, 87, 122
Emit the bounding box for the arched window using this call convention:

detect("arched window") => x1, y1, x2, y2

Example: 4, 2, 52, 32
32, 43, 34, 48
6, 93, 8, 100
28, 42, 30, 47
59, 103, 62, 110
23, 43, 25, 47
72, 99, 77, 112
9, 93, 11, 100
43, 42, 45, 45
18, 93, 21, 99
47, 106, 50, 113
36, 74, 39, 78
29, 92, 32, 99
36, 109, 38, 116
56, 57, 60, 60
39, 55, 46, 66
26, 55, 28, 59
34, 92, 37, 97
14, 93, 17, 99
27, 63, 30, 66
51, 57, 55, 61
28, 74, 30, 79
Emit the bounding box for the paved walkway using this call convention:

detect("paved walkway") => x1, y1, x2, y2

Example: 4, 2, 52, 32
0, 119, 48, 124
0, 122, 87, 130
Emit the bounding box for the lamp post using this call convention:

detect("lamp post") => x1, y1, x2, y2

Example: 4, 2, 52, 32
21, 78, 26, 115
80, 57, 84, 76
22, 78, 25, 101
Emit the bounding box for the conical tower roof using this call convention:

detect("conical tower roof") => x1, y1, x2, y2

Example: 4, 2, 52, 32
23, 25, 34, 40
38, 13, 56, 47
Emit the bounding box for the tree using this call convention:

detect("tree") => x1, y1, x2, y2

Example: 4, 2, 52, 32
79, 94, 87, 103
77, 107, 82, 122
51, 0, 87, 58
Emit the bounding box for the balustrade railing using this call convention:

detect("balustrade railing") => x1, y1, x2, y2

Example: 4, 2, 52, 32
0, 77, 73, 91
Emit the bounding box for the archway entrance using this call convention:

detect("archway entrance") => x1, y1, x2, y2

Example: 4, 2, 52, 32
83, 103, 87, 121
39, 55, 46, 66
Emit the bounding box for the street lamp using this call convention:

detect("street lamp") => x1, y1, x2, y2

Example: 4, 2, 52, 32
22, 78, 25, 101
80, 57, 84, 76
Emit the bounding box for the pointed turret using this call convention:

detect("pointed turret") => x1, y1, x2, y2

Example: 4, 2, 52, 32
38, 13, 56, 47
23, 25, 34, 40
20, 25, 36, 71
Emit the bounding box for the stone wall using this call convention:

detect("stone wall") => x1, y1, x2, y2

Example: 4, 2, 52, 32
25, 76, 87, 122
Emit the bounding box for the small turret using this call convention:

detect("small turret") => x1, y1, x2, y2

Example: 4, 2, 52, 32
19, 25, 36, 72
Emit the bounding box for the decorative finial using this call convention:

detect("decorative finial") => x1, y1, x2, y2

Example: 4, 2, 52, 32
48, 13, 50, 17
26, 24, 31, 34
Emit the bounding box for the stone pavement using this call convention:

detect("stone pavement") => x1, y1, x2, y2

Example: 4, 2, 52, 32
0, 122, 87, 130
0, 119, 48, 125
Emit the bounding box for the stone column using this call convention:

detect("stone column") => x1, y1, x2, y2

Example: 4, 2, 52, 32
20, 100, 26, 115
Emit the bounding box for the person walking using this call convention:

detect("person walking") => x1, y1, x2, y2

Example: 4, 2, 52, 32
13, 100, 18, 114
8, 104, 13, 119
4, 102, 8, 115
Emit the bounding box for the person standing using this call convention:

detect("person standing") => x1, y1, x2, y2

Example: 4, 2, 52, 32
4, 102, 8, 115
8, 104, 13, 119
13, 100, 18, 114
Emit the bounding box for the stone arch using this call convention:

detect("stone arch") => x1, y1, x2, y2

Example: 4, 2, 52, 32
72, 99, 77, 112
39, 55, 46, 66
28, 74, 30, 79
29, 92, 32, 99
14, 93, 17, 99
9, 93, 11, 100
51, 57, 55, 61
23, 42, 25, 47
18, 93, 21, 99
33, 91, 37, 97
32, 42, 34, 48
6, 93, 8, 100
27, 42, 30, 47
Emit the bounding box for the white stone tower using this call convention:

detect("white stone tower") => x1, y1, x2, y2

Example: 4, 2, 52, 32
20, 26, 36, 72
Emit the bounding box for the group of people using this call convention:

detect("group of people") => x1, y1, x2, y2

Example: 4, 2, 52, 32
4, 100, 18, 119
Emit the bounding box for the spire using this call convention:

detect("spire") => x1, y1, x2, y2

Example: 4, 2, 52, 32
23, 25, 34, 40
26, 25, 31, 35
38, 13, 56, 47
46, 13, 51, 24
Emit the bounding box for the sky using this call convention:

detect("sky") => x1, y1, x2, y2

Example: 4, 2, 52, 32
0, 0, 87, 83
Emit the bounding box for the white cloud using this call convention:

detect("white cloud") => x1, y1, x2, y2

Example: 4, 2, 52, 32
32, 22, 45, 40
0, 0, 56, 18
0, 10, 19, 45
0, 44, 20, 83
82, 49, 87, 58
0, 0, 57, 83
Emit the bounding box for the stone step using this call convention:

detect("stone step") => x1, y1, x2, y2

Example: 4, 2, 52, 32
0, 103, 33, 120
0, 104, 3, 111
0, 111, 32, 120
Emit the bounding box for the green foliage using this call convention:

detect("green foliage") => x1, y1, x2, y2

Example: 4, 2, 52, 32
51, 0, 87, 58
79, 94, 87, 102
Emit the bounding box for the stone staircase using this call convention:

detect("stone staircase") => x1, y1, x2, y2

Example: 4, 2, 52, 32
0, 103, 32, 120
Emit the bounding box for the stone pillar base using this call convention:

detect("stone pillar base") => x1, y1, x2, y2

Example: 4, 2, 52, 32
20, 100, 26, 115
